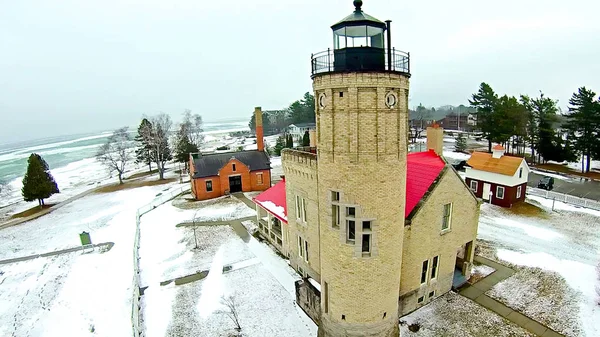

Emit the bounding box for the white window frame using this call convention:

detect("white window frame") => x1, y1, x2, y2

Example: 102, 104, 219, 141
417, 296, 424, 304
420, 259, 429, 284
296, 195, 301, 221
257, 172, 263, 185
496, 186, 505, 199
298, 236, 303, 258
304, 240, 309, 263
302, 198, 307, 222
428, 290, 435, 299
431, 256, 439, 280
469, 180, 478, 192
516, 186, 522, 199
346, 219, 356, 242
442, 203, 452, 231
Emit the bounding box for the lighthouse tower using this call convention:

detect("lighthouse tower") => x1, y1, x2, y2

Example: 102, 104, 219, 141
312, 1, 410, 336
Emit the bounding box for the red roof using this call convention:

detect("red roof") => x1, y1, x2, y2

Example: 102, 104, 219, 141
492, 144, 505, 151
253, 150, 446, 221
405, 150, 446, 217
253, 180, 287, 223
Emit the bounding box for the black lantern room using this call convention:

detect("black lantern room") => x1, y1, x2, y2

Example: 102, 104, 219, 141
311, 0, 409, 77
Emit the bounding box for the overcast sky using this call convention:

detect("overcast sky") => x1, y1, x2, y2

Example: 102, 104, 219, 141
1, 0, 599, 143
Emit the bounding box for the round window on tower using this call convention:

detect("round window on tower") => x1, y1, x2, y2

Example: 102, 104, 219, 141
318, 93, 327, 109
385, 92, 397, 108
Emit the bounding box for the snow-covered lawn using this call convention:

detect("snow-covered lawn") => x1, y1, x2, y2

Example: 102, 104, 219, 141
271, 156, 283, 180
468, 262, 495, 284
486, 262, 582, 336
139, 199, 316, 337
138, 198, 256, 286
399, 291, 534, 337
477, 198, 600, 337
0, 181, 182, 337
171, 195, 255, 221
243, 191, 261, 200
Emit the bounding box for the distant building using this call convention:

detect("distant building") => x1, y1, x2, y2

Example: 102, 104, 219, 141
439, 112, 470, 131
189, 108, 271, 200
465, 145, 530, 208
287, 123, 316, 142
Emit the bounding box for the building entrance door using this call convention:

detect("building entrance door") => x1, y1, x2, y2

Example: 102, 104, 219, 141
229, 175, 242, 193
482, 183, 491, 201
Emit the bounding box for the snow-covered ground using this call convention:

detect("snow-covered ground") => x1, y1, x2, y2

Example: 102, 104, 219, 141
0, 180, 184, 337
477, 197, 600, 337
138, 198, 256, 286
139, 199, 317, 337
443, 150, 471, 162
400, 291, 534, 337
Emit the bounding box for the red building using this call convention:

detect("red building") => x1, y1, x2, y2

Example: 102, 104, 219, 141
465, 145, 530, 207
189, 107, 271, 200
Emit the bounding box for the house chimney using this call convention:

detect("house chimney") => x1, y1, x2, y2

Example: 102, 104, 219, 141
254, 107, 264, 152
426, 123, 444, 156
492, 144, 505, 159
309, 129, 316, 147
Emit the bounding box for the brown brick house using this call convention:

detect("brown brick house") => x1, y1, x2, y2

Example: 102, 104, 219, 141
465, 145, 530, 207
189, 108, 271, 200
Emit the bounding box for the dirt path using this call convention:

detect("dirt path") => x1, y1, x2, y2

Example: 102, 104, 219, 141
459, 256, 564, 337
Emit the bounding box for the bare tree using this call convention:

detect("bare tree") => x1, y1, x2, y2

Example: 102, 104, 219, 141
182, 109, 205, 147
221, 295, 242, 333
410, 104, 432, 144
96, 127, 132, 184
142, 113, 173, 180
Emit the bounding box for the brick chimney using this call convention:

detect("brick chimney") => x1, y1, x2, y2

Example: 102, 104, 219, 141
309, 129, 316, 147
254, 107, 264, 152
426, 123, 444, 156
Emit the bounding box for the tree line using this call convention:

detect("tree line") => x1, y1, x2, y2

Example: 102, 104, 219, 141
98, 110, 205, 183
248, 92, 315, 134
470, 83, 600, 172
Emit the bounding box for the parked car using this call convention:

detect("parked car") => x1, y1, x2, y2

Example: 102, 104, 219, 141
538, 176, 554, 190
452, 160, 470, 171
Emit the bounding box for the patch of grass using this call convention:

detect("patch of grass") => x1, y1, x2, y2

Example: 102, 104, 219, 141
10, 204, 55, 219
94, 178, 177, 193
504, 201, 549, 218
534, 163, 600, 180
125, 169, 158, 180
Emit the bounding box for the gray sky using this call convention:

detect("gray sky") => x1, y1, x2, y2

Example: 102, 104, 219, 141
1, 0, 599, 143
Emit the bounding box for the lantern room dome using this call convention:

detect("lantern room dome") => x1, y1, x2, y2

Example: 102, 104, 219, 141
331, 0, 386, 30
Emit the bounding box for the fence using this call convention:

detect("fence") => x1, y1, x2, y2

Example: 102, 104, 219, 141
527, 187, 600, 211
131, 185, 188, 337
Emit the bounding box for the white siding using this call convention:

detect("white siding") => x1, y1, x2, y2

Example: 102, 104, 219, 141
465, 159, 529, 187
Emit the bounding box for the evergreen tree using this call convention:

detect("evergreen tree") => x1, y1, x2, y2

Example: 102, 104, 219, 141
174, 123, 199, 171
135, 118, 154, 172
286, 134, 294, 148
21, 153, 59, 207
564, 87, 600, 172
302, 131, 310, 146
273, 135, 286, 156
469, 83, 498, 152
455, 133, 467, 153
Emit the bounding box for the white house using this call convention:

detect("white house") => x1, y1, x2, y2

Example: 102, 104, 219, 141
465, 145, 530, 207
287, 123, 316, 142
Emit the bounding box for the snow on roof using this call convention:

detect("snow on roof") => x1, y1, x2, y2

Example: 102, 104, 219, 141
467, 152, 524, 176
253, 150, 447, 221
253, 180, 287, 222
406, 150, 446, 218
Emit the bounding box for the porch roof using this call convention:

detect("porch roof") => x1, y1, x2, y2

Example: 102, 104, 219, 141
253, 180, 287, 223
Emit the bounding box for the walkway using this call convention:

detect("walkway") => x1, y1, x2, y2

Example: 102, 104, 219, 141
0, 242, 114, 265
459, 256, 564, 337
232, 192, 257, 210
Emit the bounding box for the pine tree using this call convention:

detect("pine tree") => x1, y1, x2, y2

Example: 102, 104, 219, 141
21, 153, 59, 207
302, 131, 310, 146
274, 135, 286, 156
455, 133, 467, 153
174, 123, 199, 171
135, 118, 154, 172
469, 83, 498, 152
286, 134, 293, 148
564, 87, 600, 173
